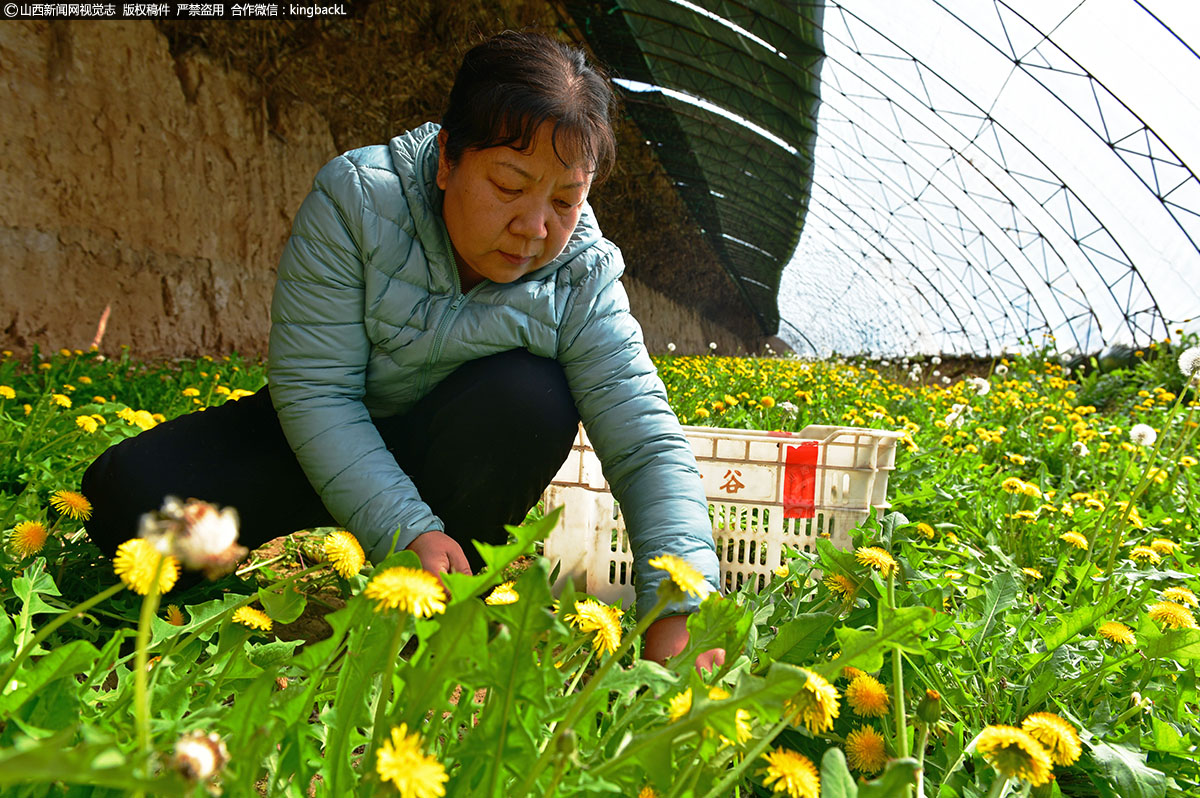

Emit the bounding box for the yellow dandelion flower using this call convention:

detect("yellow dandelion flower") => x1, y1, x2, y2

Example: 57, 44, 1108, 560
375, 723, 448, 798
825, 573, 857, 596
112, 538, 180, 595
760, 748, 820, 798
1180, 456, 1198, 468
1096, 621, 1135, 645
1021, 568, 1044, 580
485, 581, 519, 606
1001, 477, 1025, 493
565, 598, 624, 655
731, 707, 754, 744
182, 388, 200, 397
52, 393, 72, 408
915, 522, 935, 539
637, 787, 658, 798
761, 395, 776, 408
785, 669, 840, 733
1007, 453, 1026, 465
1129, 546, 1161, 564
232, 606, 273, 632
49, 489, 92, 520
975, 725, 1053, 786
1148, 601, 1199, 630
323, 531, 365, 579
649, 554, 706, 598
74, 414, 99, 433
1021, 712, 1081, 766
364, 567, 447, 617
1019, 482, 1044, 499
840, 665, 866, 683
845, 725, 888, 774
1150, 538, 1178, 556
9, 520, 48, 557
774, 565, 790, 579
0, 385, 14, 400
845, 674, 890, 718
1162, 587, 1198, 608
854, 546, 898, 578
1059, 531, 1088, 550
667, 688, 692, 721
165, 604, 186, 626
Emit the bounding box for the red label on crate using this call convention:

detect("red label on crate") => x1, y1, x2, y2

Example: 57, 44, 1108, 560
784, 441, 818, 519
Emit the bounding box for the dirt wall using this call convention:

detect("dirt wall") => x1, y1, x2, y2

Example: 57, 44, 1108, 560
0, 20, 332, 355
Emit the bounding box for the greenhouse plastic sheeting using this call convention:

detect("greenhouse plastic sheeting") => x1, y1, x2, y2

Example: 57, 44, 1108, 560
570, 0, 1200, 357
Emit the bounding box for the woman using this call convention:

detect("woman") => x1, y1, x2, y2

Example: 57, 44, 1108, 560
83, 31, 723, 666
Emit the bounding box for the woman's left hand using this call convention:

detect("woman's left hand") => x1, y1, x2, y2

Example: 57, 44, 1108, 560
643, 614, 726, 673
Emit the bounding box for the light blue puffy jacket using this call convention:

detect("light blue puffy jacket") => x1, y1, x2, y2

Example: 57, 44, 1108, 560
268, 122, 720, 614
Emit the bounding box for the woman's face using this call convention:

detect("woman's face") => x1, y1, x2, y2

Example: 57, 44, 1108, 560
437, 122, 592, 292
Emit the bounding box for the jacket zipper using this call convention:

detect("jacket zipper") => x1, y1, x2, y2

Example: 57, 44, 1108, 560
416, 226, 483, 397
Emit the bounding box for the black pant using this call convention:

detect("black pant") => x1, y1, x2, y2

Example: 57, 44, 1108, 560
81, 349, 580, 571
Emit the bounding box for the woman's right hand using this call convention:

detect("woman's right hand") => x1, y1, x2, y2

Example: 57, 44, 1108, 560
406, 530, 473, 577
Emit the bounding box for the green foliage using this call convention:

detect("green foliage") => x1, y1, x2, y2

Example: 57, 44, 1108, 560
1, 340, 1199, 796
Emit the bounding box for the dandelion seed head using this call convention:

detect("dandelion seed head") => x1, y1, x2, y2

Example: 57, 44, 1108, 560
1178, 346, 1200, 377
1129, 424, 1157, 447
172, 731, 229, 783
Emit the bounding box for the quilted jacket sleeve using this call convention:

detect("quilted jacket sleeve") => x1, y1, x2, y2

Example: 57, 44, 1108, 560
268, 155, 444, 562
558, 246, 721, 618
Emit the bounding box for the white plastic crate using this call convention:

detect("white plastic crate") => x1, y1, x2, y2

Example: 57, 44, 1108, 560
542, 424, 904, 605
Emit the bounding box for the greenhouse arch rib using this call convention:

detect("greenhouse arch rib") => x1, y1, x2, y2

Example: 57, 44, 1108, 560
808, 52, 1102, 354
784, 0, 1194, 355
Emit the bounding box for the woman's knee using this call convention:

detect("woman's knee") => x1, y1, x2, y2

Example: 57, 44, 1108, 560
471, 349, 579, 443
81, 438, 150, 557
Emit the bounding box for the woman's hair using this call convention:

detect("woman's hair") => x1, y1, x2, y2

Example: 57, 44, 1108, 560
441, 31, 617, 183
